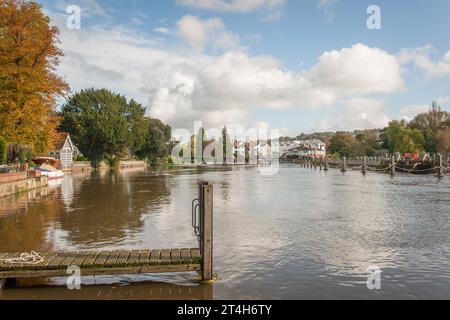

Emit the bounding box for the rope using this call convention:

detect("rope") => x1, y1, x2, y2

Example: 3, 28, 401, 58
394, 166, 438, 174
0, 251, 44, 265
366, 166, 389, 172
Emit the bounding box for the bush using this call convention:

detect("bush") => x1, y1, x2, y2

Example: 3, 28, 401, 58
0, 138, 7, 165
7, 144, 32, 163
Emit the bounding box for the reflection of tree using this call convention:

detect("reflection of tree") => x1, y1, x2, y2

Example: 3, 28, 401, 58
59, 171, 170, 246
0, 188, 63, 253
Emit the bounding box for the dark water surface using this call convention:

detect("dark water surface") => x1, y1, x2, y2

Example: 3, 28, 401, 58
0, 165, 449, 300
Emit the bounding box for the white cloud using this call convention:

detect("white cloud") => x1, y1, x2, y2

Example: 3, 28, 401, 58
399, 98, 450, 121
437, 96, 450, 106
176, 0, 285, 13
176, 15, 240, 52
317, 98, 390, 131
306, 44, 404, 96
48, 7, 403, 132
155, 27, 174, 35
317, 0, 338, 9
399, 104, 430, 122
397, 45, 450, 78
317, 0, 338, 20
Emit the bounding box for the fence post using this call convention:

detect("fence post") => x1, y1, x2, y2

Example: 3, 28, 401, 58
390, 155, 396, 177
341, 156, 347, 173
362, 156, 367, 175
437, 153, 444, 179
200, 183, 213, 282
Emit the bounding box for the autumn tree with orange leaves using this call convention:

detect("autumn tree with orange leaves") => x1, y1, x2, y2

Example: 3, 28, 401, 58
0, 0, 68, 155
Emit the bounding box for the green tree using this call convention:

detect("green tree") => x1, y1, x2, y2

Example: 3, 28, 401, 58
386, 120, 424, 154
135, 118, 171, 164
435, 128, 450, 155
328, 132, 356, 156
409, 102, 450, 153
222, 126, 232, 164
355, 130, 381, 156
0, 137, 7, 164
59, 89, 146, 168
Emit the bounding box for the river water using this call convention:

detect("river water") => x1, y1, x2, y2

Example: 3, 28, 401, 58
0, 165, 449, 300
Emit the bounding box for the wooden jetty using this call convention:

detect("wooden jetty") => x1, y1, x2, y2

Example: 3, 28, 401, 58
0, 182, 214, 289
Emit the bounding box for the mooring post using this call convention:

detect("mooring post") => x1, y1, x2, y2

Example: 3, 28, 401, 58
324, 157, 329, 172
437, 153, 444, 178
341, 156, 347, 173
390, 155, 396, 177
0, 278, 6, 290
362, 156, 367, 175
200, 183, 213, 282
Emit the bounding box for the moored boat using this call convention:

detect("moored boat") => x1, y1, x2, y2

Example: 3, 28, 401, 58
32, 157, 65, 180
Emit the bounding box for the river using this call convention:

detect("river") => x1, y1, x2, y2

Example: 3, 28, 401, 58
0, 165, 449, 300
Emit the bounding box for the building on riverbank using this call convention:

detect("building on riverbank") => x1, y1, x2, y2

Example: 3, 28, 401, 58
50, 133, 80, 169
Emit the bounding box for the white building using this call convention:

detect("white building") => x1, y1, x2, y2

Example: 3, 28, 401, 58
50, 133, 78, 168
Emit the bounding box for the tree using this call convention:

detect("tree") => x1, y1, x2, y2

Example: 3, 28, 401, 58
0, 0, 69, 155
355, 130, 381, 156
127, 99, 148, 155
59, 89, 146, 168
135, 118, 171, 164
222, 126, 232, 164
0, 137, 7, 164
409, 102, 450, 153
435, 128, 450, 155
328, 132, 355, 156
386, 120, 424, 154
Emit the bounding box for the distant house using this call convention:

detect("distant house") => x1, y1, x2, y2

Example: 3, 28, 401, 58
50, 133, 79, 168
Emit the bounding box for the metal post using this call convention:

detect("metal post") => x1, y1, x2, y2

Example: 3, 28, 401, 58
0, 279, 6, 290
200, 183, 213, 282
437, 153, 444, 178
341, 156, 347, 173
362, 156, 367, 175
390, 155, 396, 177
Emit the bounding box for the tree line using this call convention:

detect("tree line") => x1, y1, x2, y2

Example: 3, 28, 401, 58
328, 102, 450, 157
59, 89, 172, 168
0, 1, 171, 167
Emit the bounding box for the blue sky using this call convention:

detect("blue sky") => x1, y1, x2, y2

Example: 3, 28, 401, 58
38, 0, 450, 136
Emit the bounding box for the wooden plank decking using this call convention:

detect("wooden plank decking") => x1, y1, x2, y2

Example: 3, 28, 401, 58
0, 249, 202, 279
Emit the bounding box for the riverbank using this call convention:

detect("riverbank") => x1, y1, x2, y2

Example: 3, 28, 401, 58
0, 174, 48, 198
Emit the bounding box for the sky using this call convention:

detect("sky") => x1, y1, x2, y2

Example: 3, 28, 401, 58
37, 0, 450, 136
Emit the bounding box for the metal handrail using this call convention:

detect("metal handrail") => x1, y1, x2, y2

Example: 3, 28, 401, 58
192, 199, 201, 242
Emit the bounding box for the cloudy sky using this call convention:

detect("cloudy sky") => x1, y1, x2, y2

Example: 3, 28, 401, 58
38, 0, 450, 136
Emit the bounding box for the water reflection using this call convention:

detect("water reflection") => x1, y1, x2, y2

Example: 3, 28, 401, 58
0, 280, 213, 300
57, 171, 171, 249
